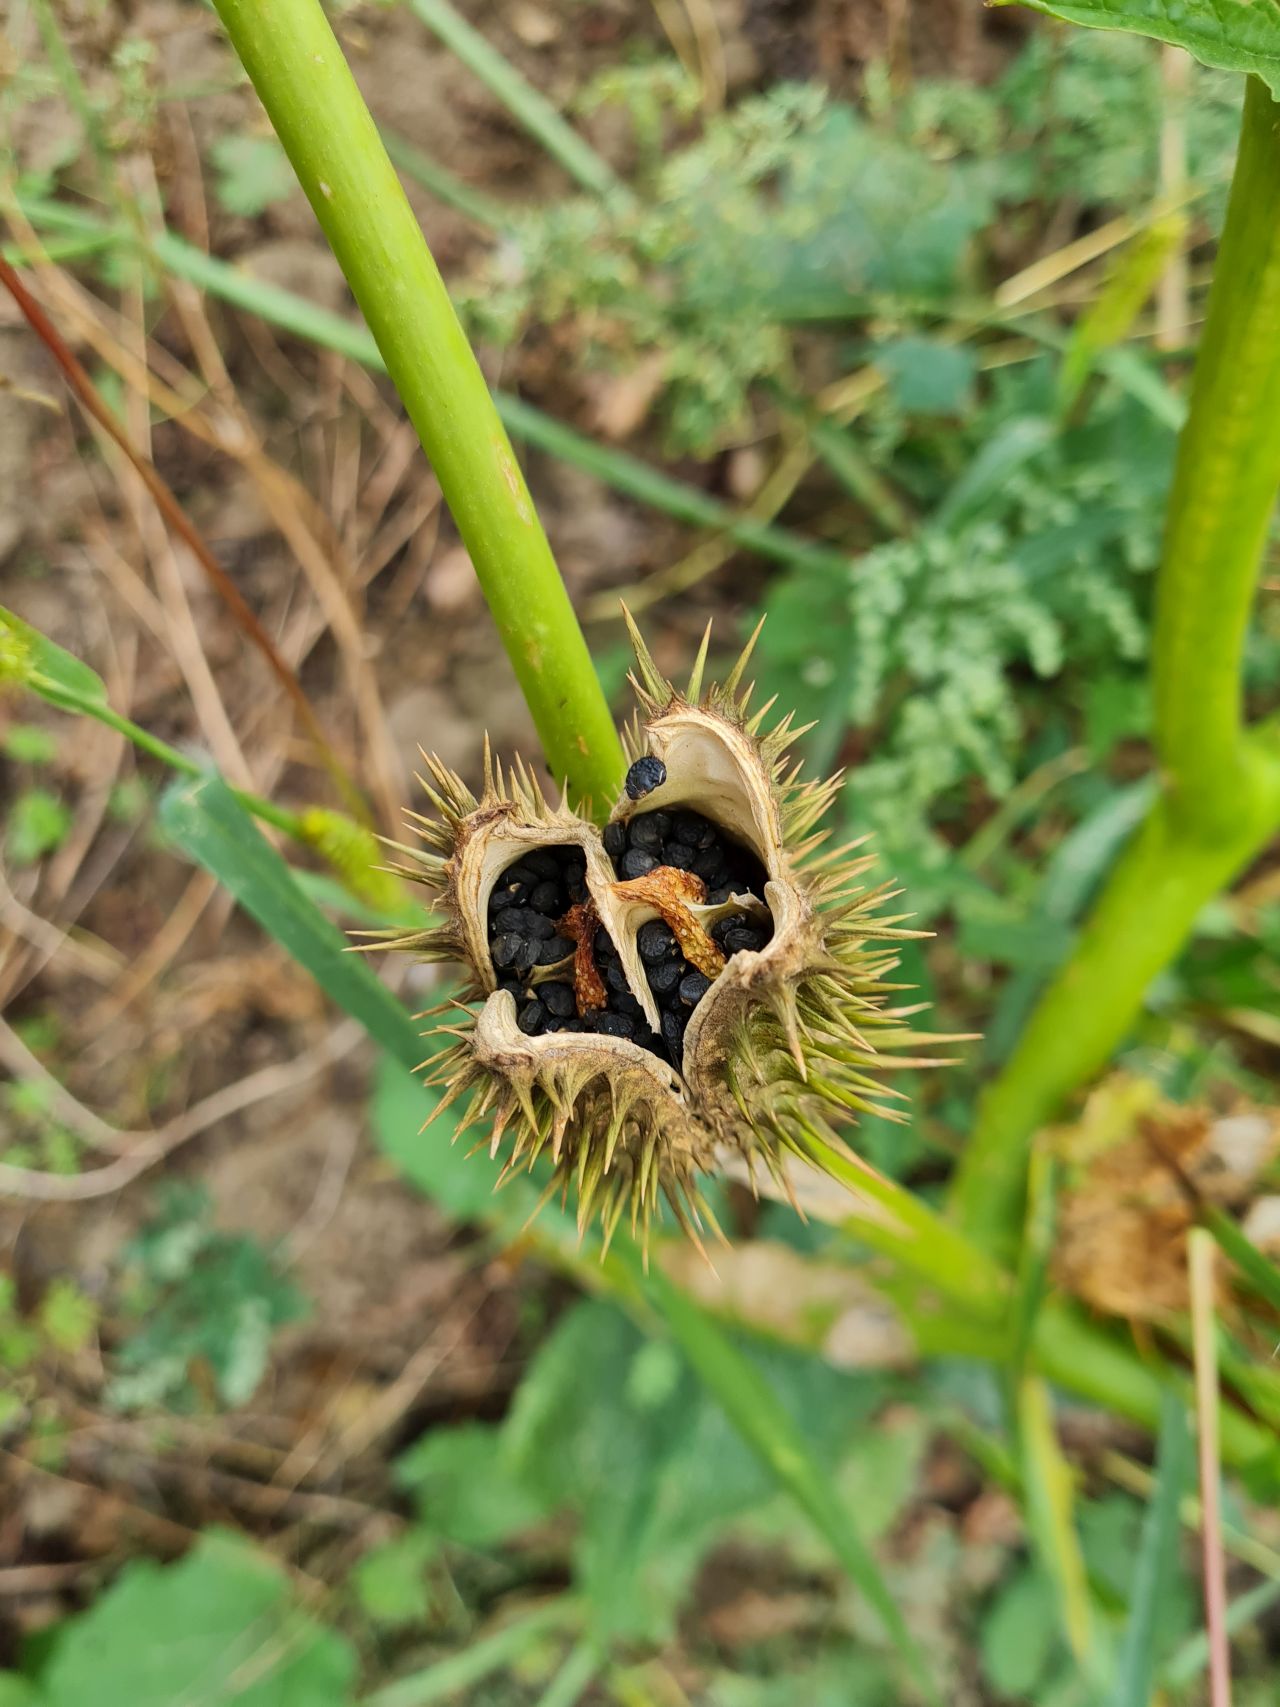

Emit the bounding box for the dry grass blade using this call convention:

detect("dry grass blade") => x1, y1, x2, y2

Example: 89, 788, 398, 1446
0, 254, 365, 820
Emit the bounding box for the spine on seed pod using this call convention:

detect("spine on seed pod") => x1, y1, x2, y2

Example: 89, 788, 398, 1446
370, 617, 955, 1253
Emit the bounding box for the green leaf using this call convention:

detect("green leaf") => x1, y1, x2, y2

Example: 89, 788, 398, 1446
370, 1055, 519, 1227
39, 1530, 357, 1706
7, 791, 72, 866
0, 1676, 42, 1706
935, 416, 1055, 532
395, 1423, 552, 1549
2, 725, 58, 763
644, 1269, 937, 1702
37, 1281, 96, 1356
1110, 1393, 1191, 1707
159, 775, 424, 1073
980, 1566, 1059, 1698
1003, 0, 1280, 94
875, 337, 977, 415
209, 134, 298, 217
354, 1530, 437, 1628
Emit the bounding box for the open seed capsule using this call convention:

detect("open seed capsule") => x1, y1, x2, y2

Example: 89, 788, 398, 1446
377, 618, 939, 1252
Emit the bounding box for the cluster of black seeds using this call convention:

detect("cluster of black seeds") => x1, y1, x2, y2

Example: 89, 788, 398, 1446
486, 808, 774, 1072
604, 806, 769, 904
488, 844, 584, 1000
607, 805, 773, 1067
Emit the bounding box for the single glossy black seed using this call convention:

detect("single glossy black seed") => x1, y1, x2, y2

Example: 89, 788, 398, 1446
679, 970, 713, 1005
497, 976, 524, 997
504, 861, 539, 887
515, 937, 541, 971
529, 881, 562, 915
596, 1010, 636, 1038
605, 962, 631, 994
693, 849, 728, 883
648, 959, 682, 998
537, 934, 573, 965
706, 886, 733, 905
517, 999, 548, 1035
540, 981, 575, 1018
611, 991, 643, 1018
566, 877, 587, 904
488, 886, 518, 916
625, 756, 667, 800
637, 920, 677, 963
525, 848, 562, 879
663, 842, 697, 872
603, 821, 627, 858
724, 926, 767, 955
523, 912, 552, 941
621, 848, 657, 879
490, 932, 523, 968
628, 814, 666, 854
712, 912, 749, 943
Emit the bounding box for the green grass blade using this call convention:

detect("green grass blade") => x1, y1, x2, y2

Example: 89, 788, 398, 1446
1162, 1577, 1280, 1691
646, 1266, 938, 1705
1110, 1392, 1192, 1707
159, 773, 425, 1071
1017, 1376, 1103, 1687
404, 0, 623, 200
10, 197, 856, 585
364, 1601, 578, 1707
1201, 1204, 1280, 1313
380, 125, 514, 229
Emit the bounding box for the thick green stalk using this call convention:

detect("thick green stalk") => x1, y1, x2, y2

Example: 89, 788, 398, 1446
952, 78, 1280, 1255
210, 0, 624, 812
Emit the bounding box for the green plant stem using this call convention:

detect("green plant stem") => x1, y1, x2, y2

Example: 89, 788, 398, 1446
209, 0, 624, 812
30, 670, 301, 837
405, 0, 624, 201
952, 77, 1280, 1256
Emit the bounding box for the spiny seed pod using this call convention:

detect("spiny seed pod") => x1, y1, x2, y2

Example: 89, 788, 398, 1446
375, 617, 941, 1253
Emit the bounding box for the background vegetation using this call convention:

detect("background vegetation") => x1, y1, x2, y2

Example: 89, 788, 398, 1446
1, 0, 1279, 1703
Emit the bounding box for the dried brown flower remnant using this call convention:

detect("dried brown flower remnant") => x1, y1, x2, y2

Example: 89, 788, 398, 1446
1053, 1076, 1280, 1321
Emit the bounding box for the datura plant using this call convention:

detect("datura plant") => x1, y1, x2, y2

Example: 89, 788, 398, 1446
376, 619, 936, 1251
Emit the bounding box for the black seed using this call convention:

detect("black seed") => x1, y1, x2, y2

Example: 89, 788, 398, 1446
648, 959, 682, 998
693, 849, 727, 882
537, 934, 573, 965
525, 911, 555, 940
541, 981, 575, 1018
559, 1017, 586, 1032
660, 1009, 685, 1060
514, 936, 541, 971
517, 999, 548, 1035
724, 926, 767, 955
625, 756, 667, 800
504, 861, 539, 887
638, 920, 677, 963
605, 962, 631, 994
497, 976, 524, 997
490, 932, 524, 968
611, 991, 643, 1018
621, 848, 657, 879
628, 814, 666, 854
679, 970, 713, 1005
712, 912, 750, 943
566, 877, 588, 904
596, 1011, 636, 1038
603, 821, 627, 859
706, 886, 733, 905
670, 810, 705, 845
488, 886, 518, 916
526, 848, 562, 879
663, 842, 697, 872
529, 881, 563, 914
